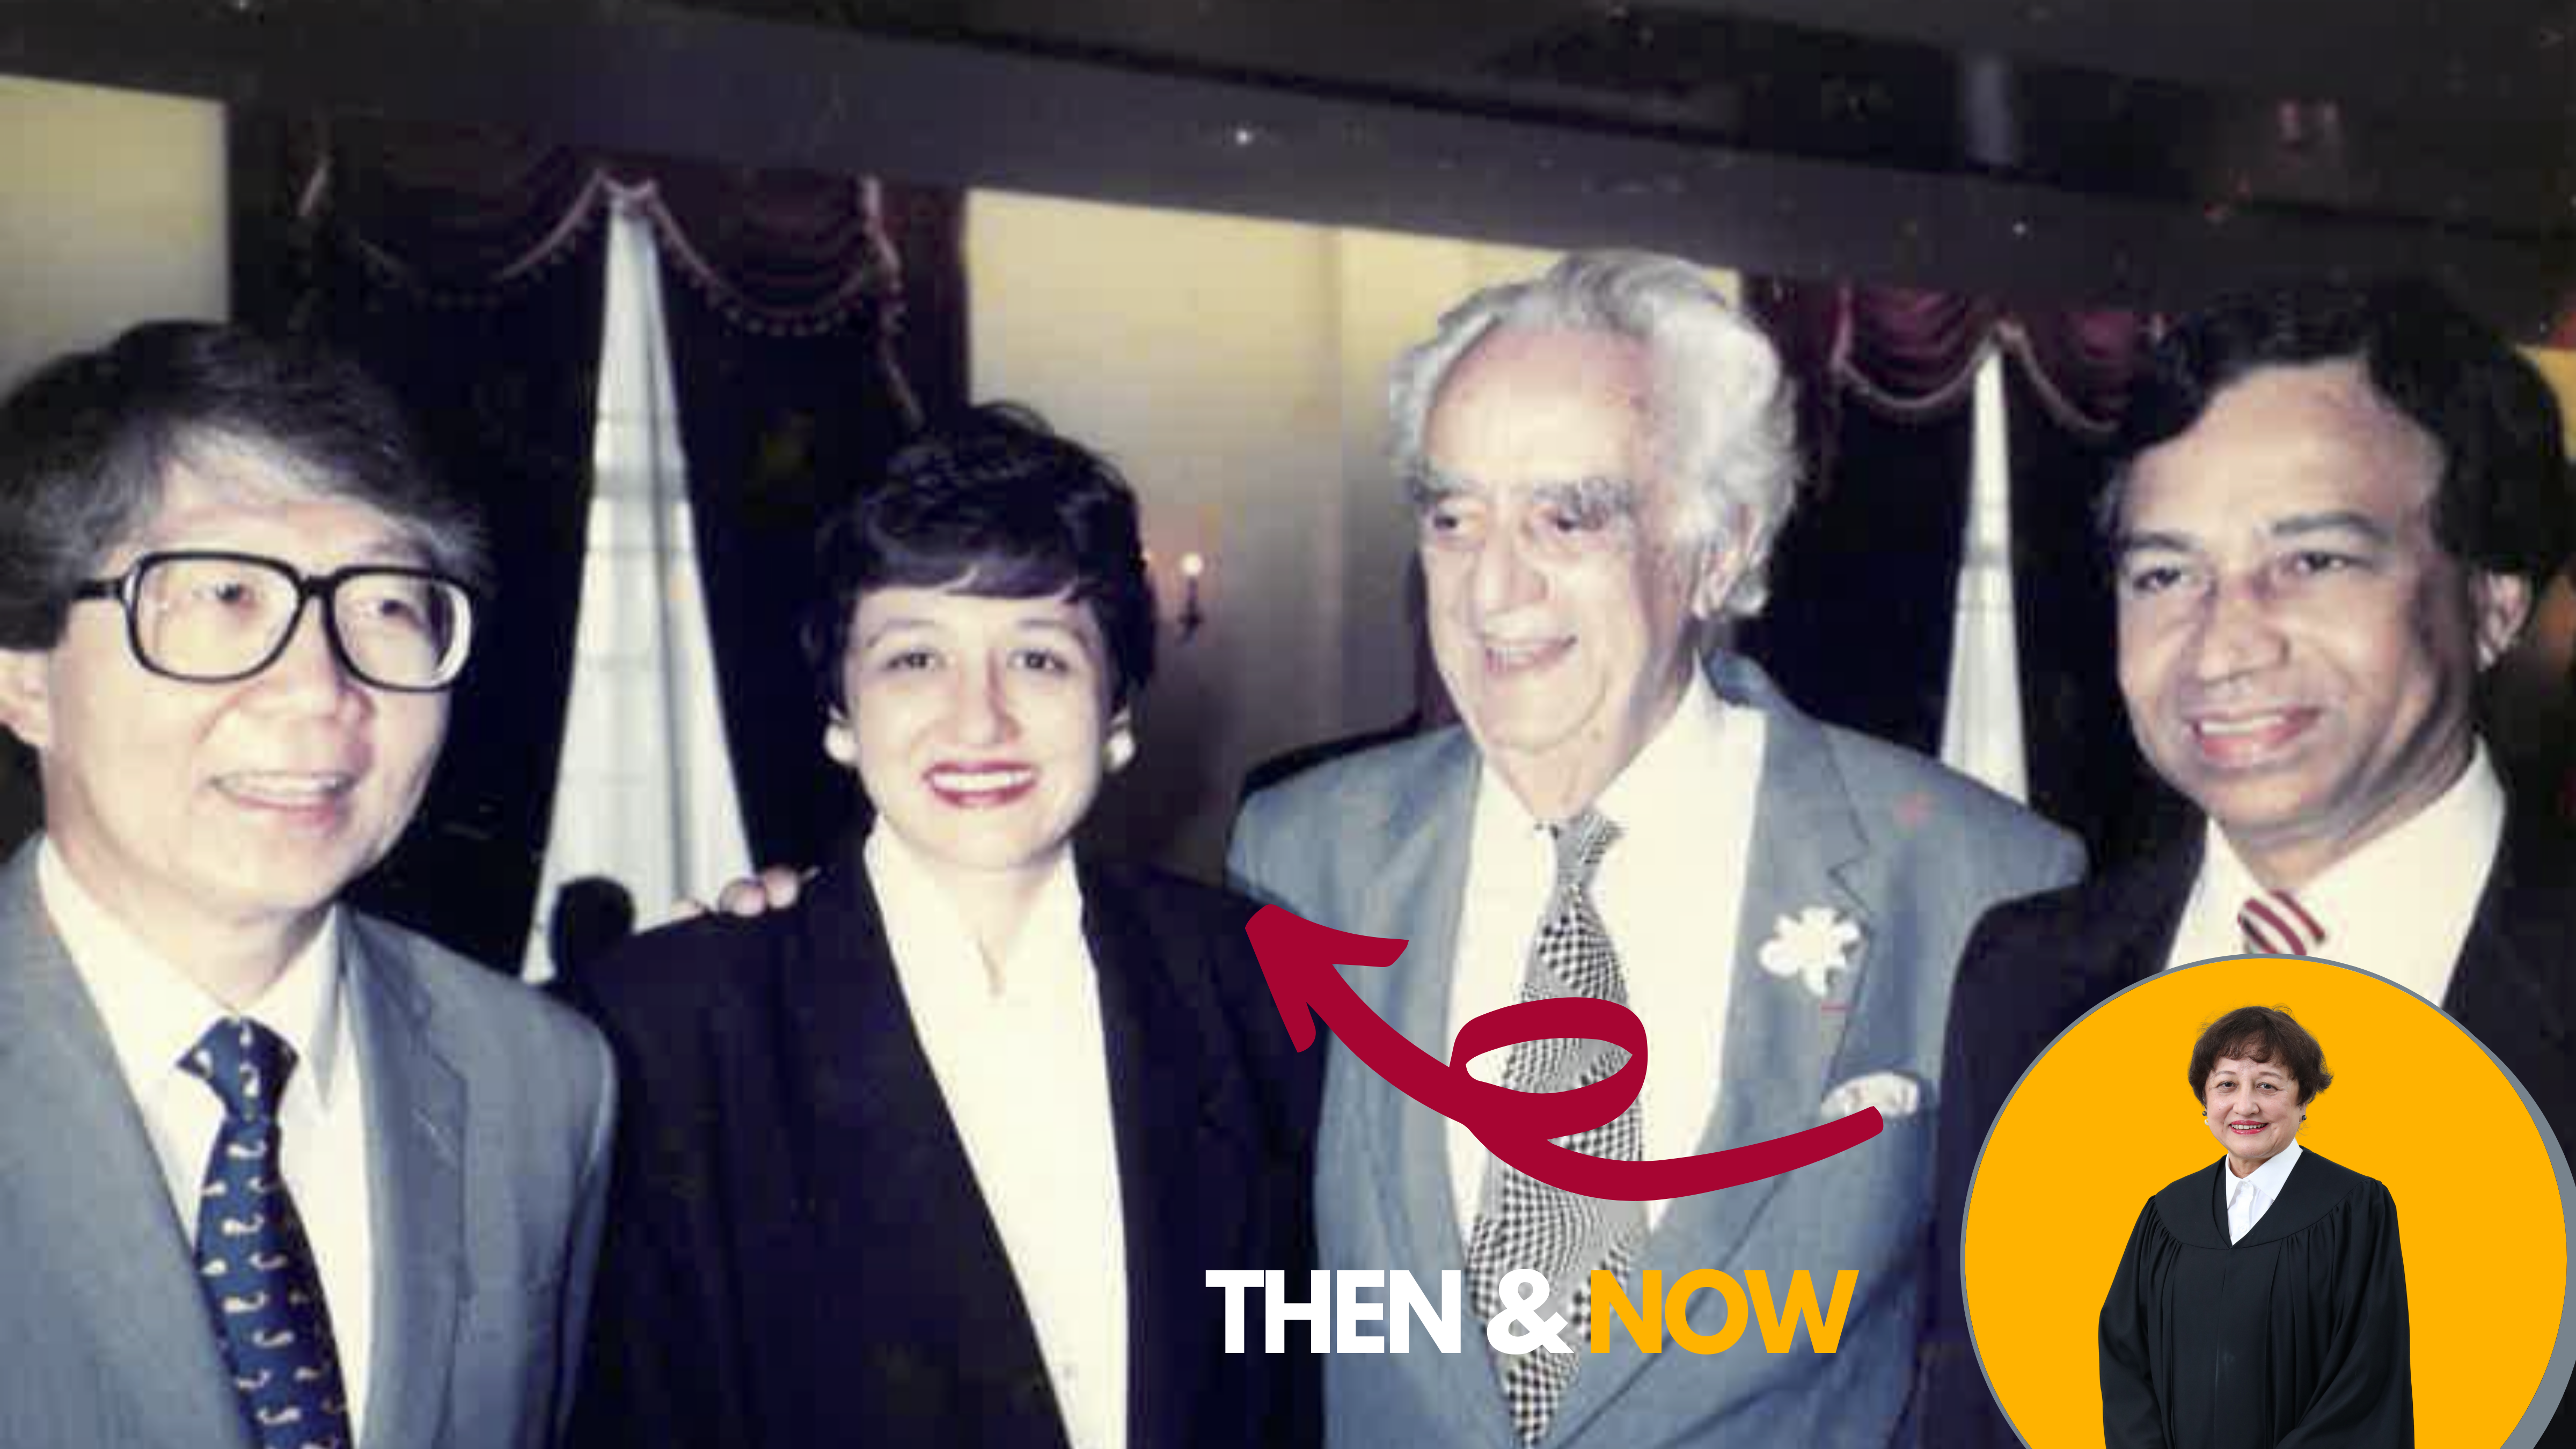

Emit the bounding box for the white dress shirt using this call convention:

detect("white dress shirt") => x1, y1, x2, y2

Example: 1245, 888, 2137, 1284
1447, 670, 1766, 1231
2164, 744, 2505, 1004
40, 839, 376, 1439
2221, 1139, 2304, 1243
871, 828, 1129, 1449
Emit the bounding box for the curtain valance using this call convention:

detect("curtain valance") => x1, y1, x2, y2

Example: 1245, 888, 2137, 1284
302, 119, 903, 335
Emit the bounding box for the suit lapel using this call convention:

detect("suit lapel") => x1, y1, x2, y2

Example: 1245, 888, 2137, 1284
1348, 732, 1482, 1280
793, 854, 1066, 1446
346, 917, 466, 1449
2091, 838, 2200, 995
0, 844, 252, 1449
1334, 732, 1516, 1438
1081, 867, 1252, 1449
1663, 660, 1869, 1274
1550, 660, 1871, 1440
2444, 816, 2574, 1086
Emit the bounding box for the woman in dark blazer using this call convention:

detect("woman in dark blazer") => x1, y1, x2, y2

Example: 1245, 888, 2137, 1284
2099, 1005, 2410, 1449
568, 407, 1317, 1449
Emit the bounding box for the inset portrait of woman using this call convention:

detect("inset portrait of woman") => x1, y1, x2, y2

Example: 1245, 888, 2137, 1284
1957, 957, 2573, 1449
2098, 1006, 2409, 1448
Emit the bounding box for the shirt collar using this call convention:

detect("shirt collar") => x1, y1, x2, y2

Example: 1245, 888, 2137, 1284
2228, 1138, 2303, 1204
2205, 737, 2504, 897
38, 836, 346, 1107
2298, 743, 2503, 931
1476, 667, 1734, 840
863, 823, 1087, 1004
1598, 668, 1732, 837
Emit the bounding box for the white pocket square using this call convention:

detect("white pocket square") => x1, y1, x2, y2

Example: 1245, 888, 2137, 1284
1820, 1070, 1922, 1122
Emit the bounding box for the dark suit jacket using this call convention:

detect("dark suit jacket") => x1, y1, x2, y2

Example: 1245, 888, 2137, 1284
567, 840, 1320, 1449
0, 839, 617, 1449
1923, 811, 2576, 1447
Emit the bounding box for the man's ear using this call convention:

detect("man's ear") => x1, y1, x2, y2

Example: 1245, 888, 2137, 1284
2471, 570, 2536, 670
0, 648, 53, 753
1686, 525, 1755, 623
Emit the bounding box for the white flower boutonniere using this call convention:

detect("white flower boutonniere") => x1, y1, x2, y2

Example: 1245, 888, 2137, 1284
1758, 906, 1862, 998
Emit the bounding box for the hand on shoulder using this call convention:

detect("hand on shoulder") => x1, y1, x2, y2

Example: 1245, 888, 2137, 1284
668, 865, 811, 921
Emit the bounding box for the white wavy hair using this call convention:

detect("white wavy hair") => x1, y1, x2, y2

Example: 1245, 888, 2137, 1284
1386, 250, 1802, 619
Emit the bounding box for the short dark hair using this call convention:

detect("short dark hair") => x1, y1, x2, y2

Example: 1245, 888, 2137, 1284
2105, 278, 2572, 587
0, 321, 487, 652
2187, 1005, 2333, 1106
803, 405, 1157, 712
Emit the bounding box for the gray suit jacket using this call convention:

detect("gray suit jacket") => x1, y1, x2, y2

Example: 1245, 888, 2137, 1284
0, 840, 616, 1449
1228, 654, 2083, 1448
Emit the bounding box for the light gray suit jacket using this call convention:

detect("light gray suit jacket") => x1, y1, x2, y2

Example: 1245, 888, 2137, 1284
0, 840, 616, 1449
1228, 654, 2083, 1448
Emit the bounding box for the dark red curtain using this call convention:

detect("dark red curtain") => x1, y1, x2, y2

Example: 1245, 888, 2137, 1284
231, 112, 964, 963
1743, 280, 2163, 860
649, 166, 960, 867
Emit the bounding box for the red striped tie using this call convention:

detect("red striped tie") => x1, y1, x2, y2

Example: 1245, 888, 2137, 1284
2238, 891, 2326, 956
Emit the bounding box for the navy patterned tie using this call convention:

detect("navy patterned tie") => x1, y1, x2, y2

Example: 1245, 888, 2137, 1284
181, 1018, 352, 1449
1463, 810, 1646, 1444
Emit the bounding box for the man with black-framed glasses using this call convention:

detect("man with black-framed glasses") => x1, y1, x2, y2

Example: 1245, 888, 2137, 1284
0, 321, 613, 1449
71, 551, 477, 693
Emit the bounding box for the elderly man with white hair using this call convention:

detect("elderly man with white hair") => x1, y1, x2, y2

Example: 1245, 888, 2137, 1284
1228, 251, 2082, 1448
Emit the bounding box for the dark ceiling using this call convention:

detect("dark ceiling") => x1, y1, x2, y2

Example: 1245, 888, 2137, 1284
5, 0, 2572, 327
693, 0, 2573, 228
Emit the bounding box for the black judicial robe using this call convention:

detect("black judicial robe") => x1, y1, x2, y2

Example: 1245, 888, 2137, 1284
2099, 1151, 2410, 1449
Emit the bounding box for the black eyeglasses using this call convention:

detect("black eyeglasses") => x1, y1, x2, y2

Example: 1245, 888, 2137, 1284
71, 550, 477, 693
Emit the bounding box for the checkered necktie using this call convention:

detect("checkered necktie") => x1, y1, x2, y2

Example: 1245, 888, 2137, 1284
182, 1018, 352, 1449
1463, 809, 1646, 1445
2238, 890, 2326, 957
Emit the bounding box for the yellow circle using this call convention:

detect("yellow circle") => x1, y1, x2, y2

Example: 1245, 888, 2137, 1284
1964, 956, 2568, 1447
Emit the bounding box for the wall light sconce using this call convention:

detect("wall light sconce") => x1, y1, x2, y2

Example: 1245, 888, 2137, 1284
1176, 552, 1208, 641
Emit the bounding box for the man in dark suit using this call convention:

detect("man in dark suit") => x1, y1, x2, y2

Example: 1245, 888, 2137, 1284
0, 323, 615, 1449
1924, 279, 2576, 1445
1229, 251, 2084, 1448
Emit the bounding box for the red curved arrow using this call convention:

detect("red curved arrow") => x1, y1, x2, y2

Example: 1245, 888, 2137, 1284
1246, 904, 1880, 1202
